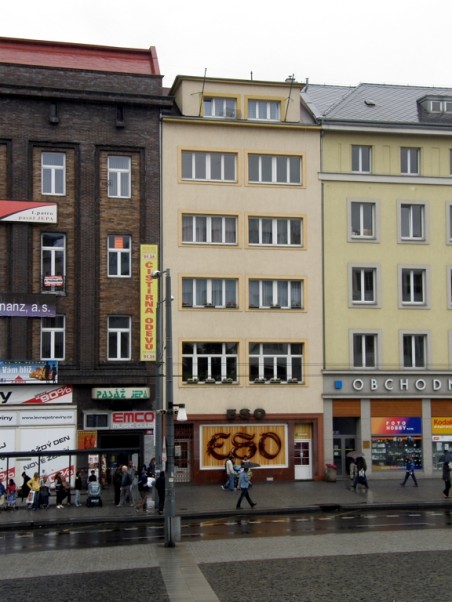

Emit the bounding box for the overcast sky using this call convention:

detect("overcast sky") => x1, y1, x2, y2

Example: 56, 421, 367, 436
1, 0, 450, 89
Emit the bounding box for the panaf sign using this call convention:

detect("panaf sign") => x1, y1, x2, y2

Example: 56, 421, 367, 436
111, 411, 155, 430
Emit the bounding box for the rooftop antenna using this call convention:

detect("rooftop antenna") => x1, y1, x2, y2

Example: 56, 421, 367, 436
284, 74, 296, 122
250, 71, 253, 81
198, 68, 207, 117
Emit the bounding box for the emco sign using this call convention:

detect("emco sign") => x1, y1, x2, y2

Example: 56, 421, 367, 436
111, 411, 155, 430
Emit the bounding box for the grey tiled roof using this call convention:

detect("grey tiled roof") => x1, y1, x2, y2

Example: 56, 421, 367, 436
301, 82, 452, 125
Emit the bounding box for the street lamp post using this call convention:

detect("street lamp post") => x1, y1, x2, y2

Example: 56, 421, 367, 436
152, 268, 187, 547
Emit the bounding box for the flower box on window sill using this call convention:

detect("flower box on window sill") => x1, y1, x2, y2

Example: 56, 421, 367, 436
270, 378, 281, 384
254, 378, 266, 384
270, 305, 281, 309
182, 302, 193, 308
287, 378, 299, 384
222, 378, 234, 384
226, 302, 237, 309
186, 378, 199, 384
291, 304, 302, 309
205, 378, 216, 384
204, 303, 214, 308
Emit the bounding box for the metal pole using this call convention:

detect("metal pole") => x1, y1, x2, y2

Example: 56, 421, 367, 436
163, 269, 177, 547
154, 275, 164, 473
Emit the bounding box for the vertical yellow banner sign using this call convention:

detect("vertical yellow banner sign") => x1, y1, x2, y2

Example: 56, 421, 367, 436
140, 245, 158, 361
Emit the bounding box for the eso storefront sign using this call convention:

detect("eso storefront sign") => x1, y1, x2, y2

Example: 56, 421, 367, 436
324, 373, 452, 398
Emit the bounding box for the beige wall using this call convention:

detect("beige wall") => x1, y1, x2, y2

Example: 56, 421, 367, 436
162, 83, 323, 417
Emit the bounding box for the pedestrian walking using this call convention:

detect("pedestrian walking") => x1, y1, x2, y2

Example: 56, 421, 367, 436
400, 456, 418, 487
136, 467, 149, 511
221, 454, 236, 491
113, 465, 122, 506
74, 471, 83, 507
19, 472, 31, 503
117, 466, 132, 506
155, 471, 165, 514
54, 472, 66, 509
236, 467, 256, 510
442, 461, 451, 499
352, 456, 369, 491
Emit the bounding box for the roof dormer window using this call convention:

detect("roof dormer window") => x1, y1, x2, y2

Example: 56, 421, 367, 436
427, 99, 452, 113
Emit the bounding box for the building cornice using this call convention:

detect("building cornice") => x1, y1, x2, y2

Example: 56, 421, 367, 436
161, 115, 320, 131
319, 172, 452, 186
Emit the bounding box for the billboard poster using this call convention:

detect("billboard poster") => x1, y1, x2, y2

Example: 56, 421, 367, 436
0, 429, 16, 482
77, 430, 97, 449
371, 417, 422, 435
200, 424, 288, 469
0, 199, 57, 223
0, 385, 72, 405
0, 361, 58, 384
19, 427, 76, 483
140, 244, 158, 361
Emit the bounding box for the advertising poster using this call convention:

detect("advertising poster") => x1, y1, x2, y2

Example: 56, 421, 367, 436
200, 424, 287, 469
0, 361, 58, 384
0, 385, 72, 405
0, 199, 57, 223
0, 429, 17, 481
19, 427, 76, 483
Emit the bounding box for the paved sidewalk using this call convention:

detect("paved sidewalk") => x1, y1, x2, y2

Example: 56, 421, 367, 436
0, 477, 448, 531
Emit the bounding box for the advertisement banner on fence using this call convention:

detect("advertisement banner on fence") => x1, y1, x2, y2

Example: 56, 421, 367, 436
0, 360, 58, 384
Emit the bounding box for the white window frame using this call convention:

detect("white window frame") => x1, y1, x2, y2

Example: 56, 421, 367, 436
182, 342, 238, 383
108, 235, 132, 278
351, 145, 371, 174
181, 151, 237, 182
400, 267, 427, 306
182, 278, 238, 308
248, 154, 302, 185
401, 147, 420, 175
248, 342, 304, 384
351, 332, 378, 369
108, 316, 131, 361
399, 202, 426, 242
41, 151, 66, 196
182, 214, 237, 245
203, 97, 237, 118
448, 267, 452, 308
41, 315, 65, 360
248, 99, 281, 121
447, 203, 452, 243
402, 332, 428, 369
41, 233, 66, 293
350, 266, 378, 305
248, 279, 304, 309
248, 216, 303, 247
349, 200, 377, 240
108, 155, 131, 199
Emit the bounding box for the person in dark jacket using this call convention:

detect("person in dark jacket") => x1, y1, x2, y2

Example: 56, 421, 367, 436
400, 456, 418, 487
352, 456, 369, 490
19, 472, 31, 503
236, 467, 256, 509
113, 466, 122, 506
442, 461, 451, 498
155, 471, 165, 514
74, 471, 83, 507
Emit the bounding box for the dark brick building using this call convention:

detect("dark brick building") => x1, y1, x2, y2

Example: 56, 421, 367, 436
0, 38, 172, 481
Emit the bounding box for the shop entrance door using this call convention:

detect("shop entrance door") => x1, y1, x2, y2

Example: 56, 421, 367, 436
294, 439, 312, 480
333, 437, 356, 478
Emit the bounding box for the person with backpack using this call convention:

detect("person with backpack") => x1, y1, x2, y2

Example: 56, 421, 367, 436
400, 455, 418, 487
352, 456, 369, 491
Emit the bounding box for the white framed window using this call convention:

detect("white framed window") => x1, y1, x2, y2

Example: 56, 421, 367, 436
203, 97, 237, 118
352, 333, 377, 368
182, 278, 238, 308
401, 147, 420, 175
249, 342, 303, 383
41, 233, 66, 293
42, 152, 66, 196
448, 267, 452, 307
248, 154, 301, 185
401, 268, 426, 306
108, 235, 131, 277
248, 99, 281, 121
248, 217, 302, 246
429, 100, 452, 114
182, 214, 237, 245
181, 151, 237, 182
41, 315, 65, 360
352, 145, 371, 173
402, 333, 427, 368
182, 342, 238, 383
108, 156, 131, 198
350, 201, 376, 239
249, 279, 303, 309
450, 150, 452, 176
400, 203, 425, 241
108, 316, 131, 360
351, 267, 377, 304
448, 204, 452, 242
